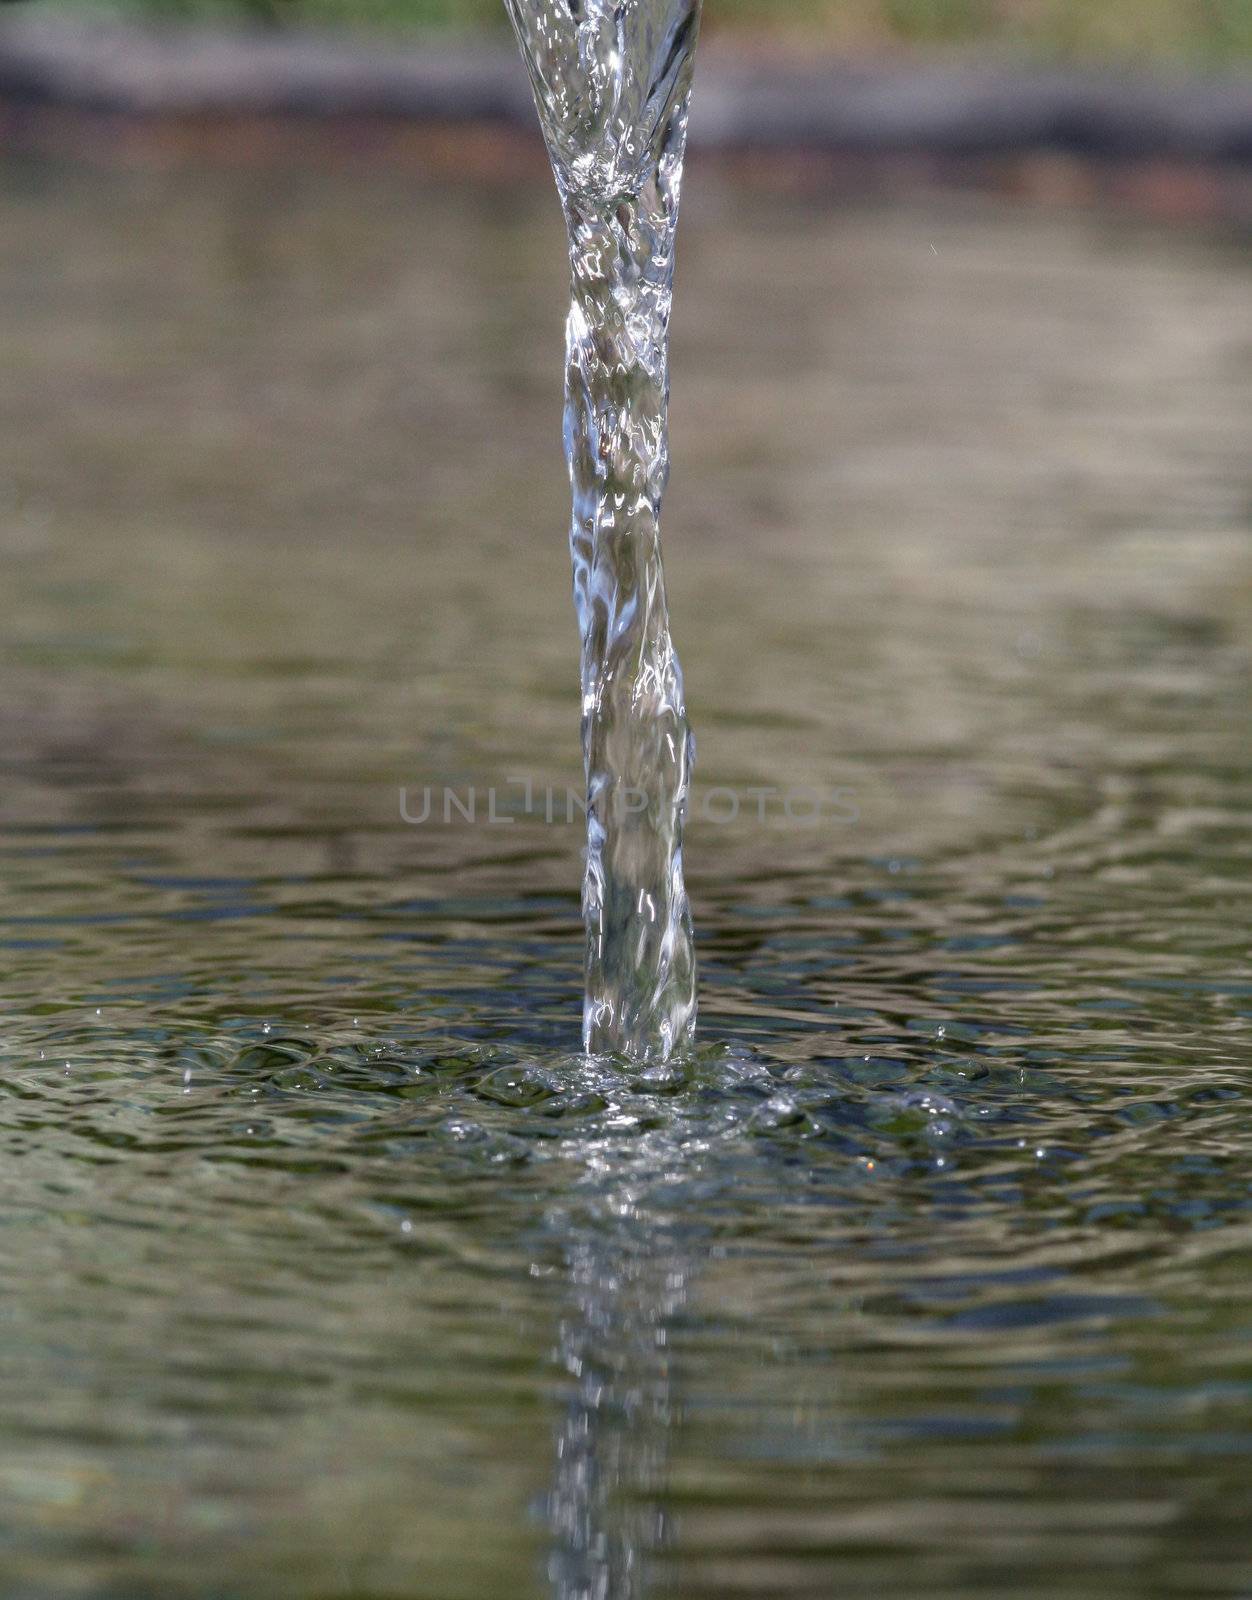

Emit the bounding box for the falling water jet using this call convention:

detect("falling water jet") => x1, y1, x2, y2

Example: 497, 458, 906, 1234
505, 0, 702, 1063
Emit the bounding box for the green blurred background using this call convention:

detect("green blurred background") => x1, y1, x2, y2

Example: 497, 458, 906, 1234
35, 0, 1252, 64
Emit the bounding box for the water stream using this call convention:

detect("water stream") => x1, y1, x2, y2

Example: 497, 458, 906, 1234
493, 24, 715, 1570
505, 0, 702, 1062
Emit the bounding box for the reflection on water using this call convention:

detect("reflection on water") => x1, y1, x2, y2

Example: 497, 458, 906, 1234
544, 1081, 695, 1600
0, 154, 1250, 1599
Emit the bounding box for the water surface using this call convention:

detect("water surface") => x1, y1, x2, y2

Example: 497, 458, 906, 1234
1, 156, 1250, 1599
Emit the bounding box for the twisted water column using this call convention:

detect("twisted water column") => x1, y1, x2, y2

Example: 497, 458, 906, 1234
562, 170, 696, 1061
503, 0, 702, 1060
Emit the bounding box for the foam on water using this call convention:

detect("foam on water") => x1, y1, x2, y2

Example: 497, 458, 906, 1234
505, 0, 702, 1062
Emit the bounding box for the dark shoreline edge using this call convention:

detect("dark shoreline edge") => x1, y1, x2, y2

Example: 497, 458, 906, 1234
0, 15, 1249, 165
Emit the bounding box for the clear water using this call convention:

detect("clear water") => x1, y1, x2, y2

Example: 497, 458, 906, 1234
1, 156, 1250, 1598
505, 0, 703, 1061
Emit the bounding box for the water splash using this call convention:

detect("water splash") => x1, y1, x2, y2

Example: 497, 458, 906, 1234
505, 0, 702, 1061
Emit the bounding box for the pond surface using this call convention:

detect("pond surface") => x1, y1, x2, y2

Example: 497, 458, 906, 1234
0, 154, 1249, 1599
